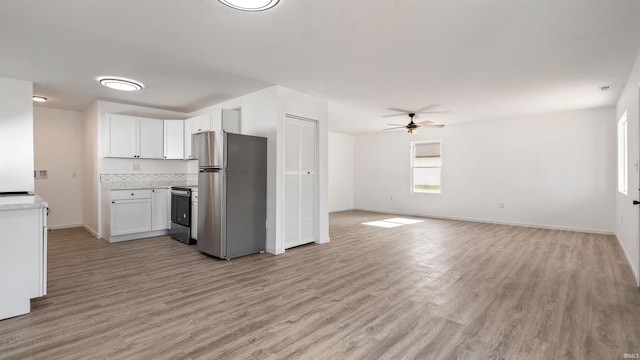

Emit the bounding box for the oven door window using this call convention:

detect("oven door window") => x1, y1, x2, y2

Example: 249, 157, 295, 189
171, 194, 191, 227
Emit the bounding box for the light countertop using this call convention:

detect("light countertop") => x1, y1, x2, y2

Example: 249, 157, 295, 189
102, 182, 197, 190
0, 194, 48, 211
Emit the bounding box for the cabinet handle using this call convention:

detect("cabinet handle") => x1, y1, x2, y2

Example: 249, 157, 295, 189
112, 201, 115, 204
131, 193, 134, 196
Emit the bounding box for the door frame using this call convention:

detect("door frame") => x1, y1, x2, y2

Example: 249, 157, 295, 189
282, 114, 319, 250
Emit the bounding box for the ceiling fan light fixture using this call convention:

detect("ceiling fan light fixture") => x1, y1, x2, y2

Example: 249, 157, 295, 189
32, 96, 47, 103
98, 76, 144, 91
218, 0, 280, 11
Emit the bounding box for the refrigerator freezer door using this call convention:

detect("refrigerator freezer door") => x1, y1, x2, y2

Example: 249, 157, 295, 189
197, 169, 226, 258
194, 131, 225, 168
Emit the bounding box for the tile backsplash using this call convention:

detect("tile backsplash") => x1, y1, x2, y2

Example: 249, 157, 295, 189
100, 173, 198, 189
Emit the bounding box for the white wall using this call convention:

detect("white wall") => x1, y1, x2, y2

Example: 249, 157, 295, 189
82, 102, 99, 237
616, 52, 640, 286
328, 132, 354, 212
354, 107, 616, 234
33, 107, 83, 229
0, 76, 33, 193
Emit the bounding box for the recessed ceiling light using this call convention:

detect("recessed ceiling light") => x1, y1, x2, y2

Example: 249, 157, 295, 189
98, 77, 144, 91
598, 85, 611, 91
32, 96, 47, 103
218, 0, 280, 11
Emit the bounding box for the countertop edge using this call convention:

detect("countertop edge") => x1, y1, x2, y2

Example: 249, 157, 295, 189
0, 194, 48, 211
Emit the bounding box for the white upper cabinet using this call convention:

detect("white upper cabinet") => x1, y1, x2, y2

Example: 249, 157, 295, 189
183, 110, 241, 159
163, 120, 184, 159
139, 117, 164, 159
105, 114, 164, 159
184, 112, 212, 159
106, 114, 138, 158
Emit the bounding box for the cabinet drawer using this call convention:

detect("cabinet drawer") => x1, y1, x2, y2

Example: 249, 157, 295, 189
111, 189, 152, 200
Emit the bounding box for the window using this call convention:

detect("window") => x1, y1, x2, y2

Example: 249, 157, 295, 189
412, 140, 441, 194
618, 111, 628, 194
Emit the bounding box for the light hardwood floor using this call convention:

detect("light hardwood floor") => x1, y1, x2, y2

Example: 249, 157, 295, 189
1, 210, 639, 359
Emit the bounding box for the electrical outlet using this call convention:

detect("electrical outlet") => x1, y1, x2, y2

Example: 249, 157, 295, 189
72, 172, 77, 179
500, 203, 505, 209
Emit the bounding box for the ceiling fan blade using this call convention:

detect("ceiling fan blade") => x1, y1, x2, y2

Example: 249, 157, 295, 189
387, 107, 413, 113
420, 124, 445, 128
386, 123, 408, 126
415, 110, 451, 114
415, 120, 434, 125
381, 113, 409, 118
414, 104, 439, 113
383, 126, 406, 131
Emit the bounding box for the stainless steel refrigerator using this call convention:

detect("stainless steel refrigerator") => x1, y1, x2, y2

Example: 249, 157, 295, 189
194, 131, 267, 259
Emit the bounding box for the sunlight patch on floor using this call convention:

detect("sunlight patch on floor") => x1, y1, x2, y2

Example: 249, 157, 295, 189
362, 217, 424, 228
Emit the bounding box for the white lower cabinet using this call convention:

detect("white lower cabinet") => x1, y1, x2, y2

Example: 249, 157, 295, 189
110, 190, 152, 236
151, 188, 170, 231
191, 191, 198, 240
0, 203, 47, 320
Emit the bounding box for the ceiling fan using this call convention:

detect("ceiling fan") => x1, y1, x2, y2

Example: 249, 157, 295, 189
383, 105, 447, 134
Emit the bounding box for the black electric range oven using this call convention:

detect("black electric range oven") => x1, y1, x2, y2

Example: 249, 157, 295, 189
170, 186, 197, 244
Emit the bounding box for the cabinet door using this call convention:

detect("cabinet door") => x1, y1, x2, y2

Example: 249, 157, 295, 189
151, 189, 170, 231
191, 201, 198, 240
106, 114, 137, 158
138, 117, 164, 159
184, 113, 211, 159
191, 113, 211, 133
184, 118, 194, 159
163, 120, 184, 159
111, 199, 152, 236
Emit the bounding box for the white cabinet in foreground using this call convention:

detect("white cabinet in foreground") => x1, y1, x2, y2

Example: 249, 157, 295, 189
0, 198, 47, 320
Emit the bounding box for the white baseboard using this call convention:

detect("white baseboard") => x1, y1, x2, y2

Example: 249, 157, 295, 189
82, 225, 99, 239
329, 207, 354, 213
266, 246, 284, 255
615, 233, 640, 287
353, 207, 615, 235
48, 223, 83, 230
108, 230, 169, 243
316, 236, 330, 244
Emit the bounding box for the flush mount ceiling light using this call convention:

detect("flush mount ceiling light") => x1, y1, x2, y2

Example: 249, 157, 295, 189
32, 96, 47, 103
218, 0, 280, 11
98, 76, 144, 91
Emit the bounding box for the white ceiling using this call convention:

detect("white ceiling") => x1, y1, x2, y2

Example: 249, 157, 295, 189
1, 0, 639, 134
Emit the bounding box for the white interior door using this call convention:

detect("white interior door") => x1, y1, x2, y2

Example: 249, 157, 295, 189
284, 116, 317, 249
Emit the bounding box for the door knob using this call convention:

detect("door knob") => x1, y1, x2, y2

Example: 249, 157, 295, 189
633, 200, 640, 205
